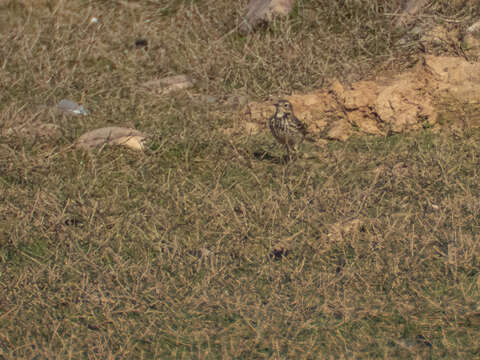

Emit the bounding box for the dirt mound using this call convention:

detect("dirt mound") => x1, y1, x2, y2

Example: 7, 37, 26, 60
244, 55, 480, 141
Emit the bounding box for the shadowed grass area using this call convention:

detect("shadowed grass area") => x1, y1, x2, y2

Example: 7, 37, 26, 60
1, 0, 480, 358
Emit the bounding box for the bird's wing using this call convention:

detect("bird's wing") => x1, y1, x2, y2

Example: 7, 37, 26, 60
292, 116, 308, 135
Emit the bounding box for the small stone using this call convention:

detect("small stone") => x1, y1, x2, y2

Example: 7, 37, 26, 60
467, 20, 480, 34
135, 38, 148, 49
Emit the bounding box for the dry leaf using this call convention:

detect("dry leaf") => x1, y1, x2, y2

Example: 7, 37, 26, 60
143, 75, 194, 95
113, 136, 145, 151
239, 0, 294, 35
76, 127, 147, 151
327, 219, 364, 241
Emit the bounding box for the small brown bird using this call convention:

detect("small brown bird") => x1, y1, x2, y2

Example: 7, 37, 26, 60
269, 99, 308, 160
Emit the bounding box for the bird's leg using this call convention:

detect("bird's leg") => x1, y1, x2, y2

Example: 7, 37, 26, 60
291, 150, 297, 161
286, 144, 298, 162
292, 144, 300, 160
285, 145, 291, 163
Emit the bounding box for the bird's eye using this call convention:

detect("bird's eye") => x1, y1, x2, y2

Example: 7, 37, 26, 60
283, 103, 289, 107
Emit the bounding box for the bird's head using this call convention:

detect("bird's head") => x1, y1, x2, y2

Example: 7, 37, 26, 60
274, 99, 293, 116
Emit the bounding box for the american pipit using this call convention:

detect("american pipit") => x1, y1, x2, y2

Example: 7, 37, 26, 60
269, 99, 308, 160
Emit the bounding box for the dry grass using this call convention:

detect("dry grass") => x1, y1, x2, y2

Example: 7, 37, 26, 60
1, 0, 480, 358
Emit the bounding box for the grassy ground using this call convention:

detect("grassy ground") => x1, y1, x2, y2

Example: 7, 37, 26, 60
1, 0, 480, 358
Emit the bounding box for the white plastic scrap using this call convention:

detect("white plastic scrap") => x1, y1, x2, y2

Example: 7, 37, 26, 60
57, 99, 89, 116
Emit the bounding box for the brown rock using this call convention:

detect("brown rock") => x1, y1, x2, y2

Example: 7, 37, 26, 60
424, 55, 480, 103
286, 92, 333, 135
340, 81, 384, 135
244, 122, 261, 135
464, 33, 480, 58
241, 54, 480, 142
327, 119, 353, 142
376, 76, 434, 133
342, 81, 377, 110
421, 25, 459, 47
347, 111, 383, 136
329, 80, 344, 99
